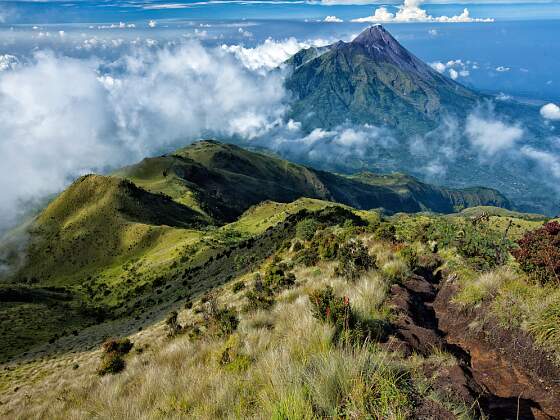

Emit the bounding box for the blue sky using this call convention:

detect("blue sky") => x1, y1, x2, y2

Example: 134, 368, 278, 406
1, 0, 560, 24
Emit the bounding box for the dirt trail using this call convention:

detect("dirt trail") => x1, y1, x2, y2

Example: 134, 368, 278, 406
386, 269, 560, 420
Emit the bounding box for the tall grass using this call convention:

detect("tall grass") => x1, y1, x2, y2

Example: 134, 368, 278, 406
452, 267, 515, 307
13, 253, 414, 419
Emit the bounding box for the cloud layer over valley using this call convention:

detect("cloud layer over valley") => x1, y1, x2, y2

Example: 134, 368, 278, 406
0, 32, 559, 234
0, 42, 289, 231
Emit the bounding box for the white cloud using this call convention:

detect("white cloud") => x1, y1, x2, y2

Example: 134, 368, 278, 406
521, 146, 560, 179
270, 123, 395, 164
496, 92, 513, 101
221, 37, 329, 72
430, 59, 473, 80
352, 0, 494, 23
0, 42, 288, 230
408, 115, 462, 178
238, 27, 253, 37
0, 55, 19, 72
324, 15, 343, 22
97, 22, 136, 30
431, 61, 446, 73
466, 112, 523, 155
0, 53, 119, 230
496, 66, 510, 72
540, 103, 560, 121
148, 20, 157, 28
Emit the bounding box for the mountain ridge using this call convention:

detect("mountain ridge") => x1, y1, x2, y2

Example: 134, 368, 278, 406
115, 140, 511, 219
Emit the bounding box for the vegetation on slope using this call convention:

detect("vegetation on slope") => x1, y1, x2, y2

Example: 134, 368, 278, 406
285, 25, 480, 133
0, 140, 522, 363
116, 140, 511, 219
2, 198, 560, 418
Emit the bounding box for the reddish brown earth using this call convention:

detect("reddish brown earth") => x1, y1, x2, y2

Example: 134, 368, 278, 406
385, 267, 560, 420
435, 278, 560, 420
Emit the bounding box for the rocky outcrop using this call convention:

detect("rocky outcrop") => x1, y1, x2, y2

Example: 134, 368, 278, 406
385, 269, 560, 420
434, 278, 560, 420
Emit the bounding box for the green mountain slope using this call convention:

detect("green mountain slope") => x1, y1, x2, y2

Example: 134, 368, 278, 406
19, 174, 206, 284
116, 140, 510, 220
2, 197, 558, 419
0, 140, 511, 360
285, 25, 480, 133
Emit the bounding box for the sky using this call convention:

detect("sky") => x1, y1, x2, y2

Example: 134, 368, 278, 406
0, 0, 560, 230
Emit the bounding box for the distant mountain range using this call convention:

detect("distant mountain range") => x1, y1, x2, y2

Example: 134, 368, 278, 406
283, 25, 557, 215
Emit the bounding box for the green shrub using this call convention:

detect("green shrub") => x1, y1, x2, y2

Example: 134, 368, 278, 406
308, 286, 384, 345
294, 247, 319, 267
244, 262, 296, 312
165, 310, 182, 338
244, 273, 275, 312
97, 338, 133, 376
97, 353, 126, 376
263, 262, 296, 291
456, 222, 510, 270
213, 307, 239, 336
101, 338, 133, 355
296, 218, 320, 241
398, 246, 418, 271
335, 240, 376, 282
315, 231, 340, 260
232, 281, 245, 293
294, 230, 341, 267
245, 288, 275, 311
373, 223, 397, 242
513, 221, 560, 284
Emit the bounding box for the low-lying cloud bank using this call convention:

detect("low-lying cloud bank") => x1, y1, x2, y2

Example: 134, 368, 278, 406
0, 41, 288, 231
352, 0, 494, 23
0, 35, 558, 235
221, 37, 329, 72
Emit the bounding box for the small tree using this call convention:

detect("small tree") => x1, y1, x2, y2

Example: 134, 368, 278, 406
165, 310, 182, 338
296, 218, 320, 241
335, 240, 376, 282
97, 338, 133, 376
513, 221, 560, 284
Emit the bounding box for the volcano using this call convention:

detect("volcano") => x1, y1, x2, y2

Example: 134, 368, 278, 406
285, 25, 481, 133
